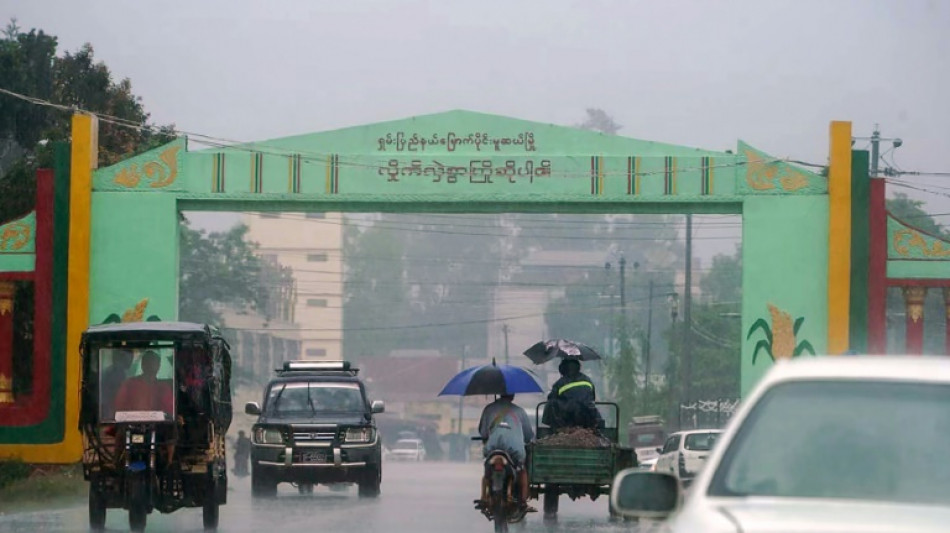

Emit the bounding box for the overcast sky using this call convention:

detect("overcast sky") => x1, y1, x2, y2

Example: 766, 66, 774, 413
4, 0, 949, 259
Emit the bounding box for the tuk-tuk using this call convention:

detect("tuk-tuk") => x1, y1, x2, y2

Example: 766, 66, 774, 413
79, 321, 232, 532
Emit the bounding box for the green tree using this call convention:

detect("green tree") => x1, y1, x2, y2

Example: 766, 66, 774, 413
666, 247, 742, 410
178, 221, 272, 327
576, 108, 622, 135
887, 192, 947, 238
0, 21, 173, 222
342, 220, 411, 358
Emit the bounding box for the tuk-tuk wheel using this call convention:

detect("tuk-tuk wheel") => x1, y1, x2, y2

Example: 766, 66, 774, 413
128, 477, 148, 532
129, 506, 147, 532
203, 497, 219, 530
88, 488, 106, 531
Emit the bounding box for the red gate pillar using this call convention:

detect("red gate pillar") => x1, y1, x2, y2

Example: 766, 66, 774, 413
903, 286, 926, 355
0, 280, 14, 403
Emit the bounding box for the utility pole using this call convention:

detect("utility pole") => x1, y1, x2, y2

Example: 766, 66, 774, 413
502, 324, 510, 366
458, 344, 467, 434
644, 278, 654, 388
683, 214, 694, 405
870, 124, 880, 178
619, 254, 627, 322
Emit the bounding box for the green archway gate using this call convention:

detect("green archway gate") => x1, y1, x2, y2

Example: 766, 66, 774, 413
2, 111, 857, 462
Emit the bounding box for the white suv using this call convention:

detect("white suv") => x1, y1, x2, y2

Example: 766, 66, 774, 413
611, 356, 950, 532
655, 430, 721, 485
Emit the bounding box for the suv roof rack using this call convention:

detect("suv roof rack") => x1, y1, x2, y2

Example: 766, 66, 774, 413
275, 360, 359, 375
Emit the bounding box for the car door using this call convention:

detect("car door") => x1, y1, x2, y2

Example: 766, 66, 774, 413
658, 435, 680, 473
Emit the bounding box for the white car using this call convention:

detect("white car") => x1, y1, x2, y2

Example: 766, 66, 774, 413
654, 429, 721, 485
611, 356, 950, 532
387, 439, 426, 461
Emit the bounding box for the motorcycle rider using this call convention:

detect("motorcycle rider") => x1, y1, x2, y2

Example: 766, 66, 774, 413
542, 359, 603, 431
477, 394, 536, 514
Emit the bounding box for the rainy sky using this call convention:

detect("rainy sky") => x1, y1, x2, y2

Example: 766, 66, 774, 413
4, 0, 950, 258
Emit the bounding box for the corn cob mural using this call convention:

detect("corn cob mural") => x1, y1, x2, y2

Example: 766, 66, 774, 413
102, 298, 161, 324
747, 303, 815, 364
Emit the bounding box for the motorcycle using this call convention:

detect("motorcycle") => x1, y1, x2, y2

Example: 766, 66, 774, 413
472, 437, 527, 533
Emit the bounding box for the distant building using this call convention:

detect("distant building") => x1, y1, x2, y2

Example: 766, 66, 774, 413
359, 350, 484, 436
244, 212, 344, 360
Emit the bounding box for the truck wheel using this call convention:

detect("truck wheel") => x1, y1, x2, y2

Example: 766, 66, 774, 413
543, 486, 558, 521
88, 487, 106, 531
251, 469, 277, 498
358, 466, 381, 498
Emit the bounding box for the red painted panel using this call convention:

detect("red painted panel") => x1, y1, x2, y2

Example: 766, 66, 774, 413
0, 169, 53, 425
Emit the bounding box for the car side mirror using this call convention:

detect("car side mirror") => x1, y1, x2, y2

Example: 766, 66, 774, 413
245, 402, 261, 416
656, 447, 663, 454
610, 470, 681, 520
371, 400, 385, 414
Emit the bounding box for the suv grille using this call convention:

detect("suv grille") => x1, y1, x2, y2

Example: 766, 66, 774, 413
292, 426, 338, 443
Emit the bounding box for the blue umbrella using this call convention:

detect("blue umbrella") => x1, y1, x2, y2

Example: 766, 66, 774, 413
438, 359, 544, 396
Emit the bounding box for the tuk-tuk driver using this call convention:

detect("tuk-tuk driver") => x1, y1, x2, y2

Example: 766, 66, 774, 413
114, 350, 174, 415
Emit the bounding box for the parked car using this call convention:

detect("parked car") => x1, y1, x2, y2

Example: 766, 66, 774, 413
610, 356, 950, 532
654, 429, 721, 486
388, 439, 426, 461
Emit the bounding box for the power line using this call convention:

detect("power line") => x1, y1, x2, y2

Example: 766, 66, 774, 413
0, 85, 823, 181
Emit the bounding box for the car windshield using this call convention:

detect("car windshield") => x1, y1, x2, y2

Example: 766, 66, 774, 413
684, 432, 719, 451
266, 382, 365, 417
633, 431, 664, 446
709, 380, 950, 505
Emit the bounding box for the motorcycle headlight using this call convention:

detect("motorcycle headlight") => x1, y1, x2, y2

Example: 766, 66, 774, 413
254, 428, 285, 445
344, 427, 375, 443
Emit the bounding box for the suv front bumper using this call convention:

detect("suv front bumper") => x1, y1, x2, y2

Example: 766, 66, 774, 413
252, 439, 380, 484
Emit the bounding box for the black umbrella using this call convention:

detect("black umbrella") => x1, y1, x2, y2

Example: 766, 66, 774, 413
523, 339, 602, 365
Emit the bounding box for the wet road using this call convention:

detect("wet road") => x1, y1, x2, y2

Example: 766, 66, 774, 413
0, 461, 658, 532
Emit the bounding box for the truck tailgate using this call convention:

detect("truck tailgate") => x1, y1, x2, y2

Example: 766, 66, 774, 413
529, 446, 614, 485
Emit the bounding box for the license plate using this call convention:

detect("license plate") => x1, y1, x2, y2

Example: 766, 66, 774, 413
301, 452, 326, 463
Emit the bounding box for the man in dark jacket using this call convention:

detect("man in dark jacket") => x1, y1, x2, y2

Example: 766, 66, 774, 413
542, 359, 603, 431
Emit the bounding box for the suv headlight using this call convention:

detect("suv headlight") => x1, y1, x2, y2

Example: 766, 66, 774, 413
254, 427, 285, 445
344, 427, 375, 443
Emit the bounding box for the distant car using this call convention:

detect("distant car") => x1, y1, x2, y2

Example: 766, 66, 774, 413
654, 429, 721, 485
611, 356, 950, 532
638, 456, 658, 471
388, 439, 426, 461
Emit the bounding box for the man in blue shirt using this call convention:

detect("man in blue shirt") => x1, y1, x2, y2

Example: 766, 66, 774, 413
477, 394, 535, 513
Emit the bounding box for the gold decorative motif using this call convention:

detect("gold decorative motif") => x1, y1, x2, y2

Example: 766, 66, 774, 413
122, 299, 149, 322
0, 281, 14, 316
902, 286, 927, 323
744, 149, 810, 192
0, 374, 12, 403
892, 228, 950, 258
0, 221, 31, 251
768, 304, 795, 360
113, 145, 181, 189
